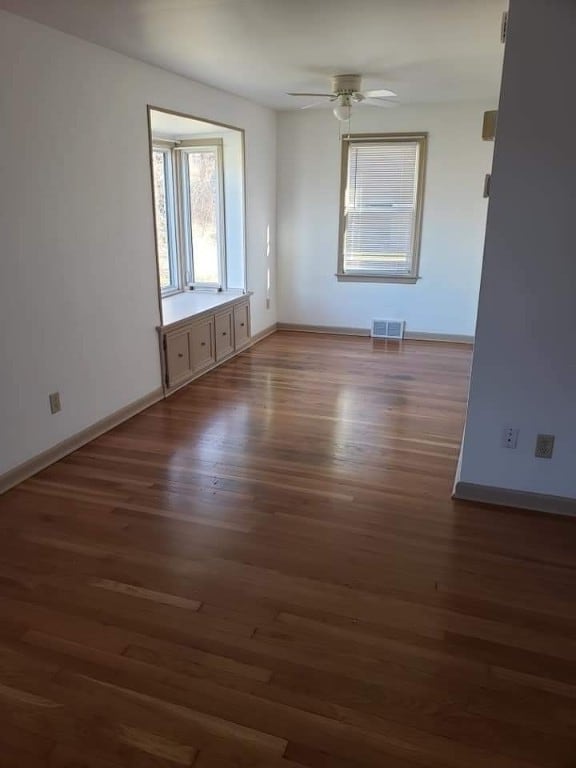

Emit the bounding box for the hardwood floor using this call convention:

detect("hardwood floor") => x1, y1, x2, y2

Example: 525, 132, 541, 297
1, 331, 575, 768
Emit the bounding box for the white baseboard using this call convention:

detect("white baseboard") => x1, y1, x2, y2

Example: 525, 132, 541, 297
245, 322, 278, 346
0, 388, 165, 495
277, 322, 473, 344
277, 323, 368, 337
404, 331, 474, 344
453, 480, 576, 517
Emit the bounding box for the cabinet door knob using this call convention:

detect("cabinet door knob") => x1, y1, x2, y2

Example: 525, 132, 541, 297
240, 322, 245, 327
222, 331, 227, 336
201, 341, 206, 347
177, 353, 184, 358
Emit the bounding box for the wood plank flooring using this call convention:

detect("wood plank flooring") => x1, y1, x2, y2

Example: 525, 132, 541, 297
1, 331, 575, 768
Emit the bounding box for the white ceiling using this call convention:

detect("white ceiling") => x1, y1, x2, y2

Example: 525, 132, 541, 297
0, 0, 507, 109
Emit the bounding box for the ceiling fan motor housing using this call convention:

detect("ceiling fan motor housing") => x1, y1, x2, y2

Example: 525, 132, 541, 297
332, 74, 362, 95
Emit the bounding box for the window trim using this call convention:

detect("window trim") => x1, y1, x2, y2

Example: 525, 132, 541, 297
152, 145, 182, 296
337, 132, 428, 284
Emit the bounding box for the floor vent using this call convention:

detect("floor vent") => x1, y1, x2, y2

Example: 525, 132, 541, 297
371, 319, 406, 340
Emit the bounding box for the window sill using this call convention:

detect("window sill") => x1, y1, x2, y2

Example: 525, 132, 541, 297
335, 273, 420, 284
161, 287, 182, 299
160, 290, 250, 329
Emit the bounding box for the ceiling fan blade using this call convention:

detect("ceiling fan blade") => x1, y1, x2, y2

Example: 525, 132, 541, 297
287, 92, 334, 97
361, 98, 398, 108
364, 88, 397, 99
300, 100, 331, 110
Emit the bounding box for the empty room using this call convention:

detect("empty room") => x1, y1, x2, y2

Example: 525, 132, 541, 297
1, 1, 576, 767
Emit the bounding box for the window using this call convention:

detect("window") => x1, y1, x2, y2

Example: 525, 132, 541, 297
338, 133, 427, 283
151, 139, 225, 294
152, 148, 179, 293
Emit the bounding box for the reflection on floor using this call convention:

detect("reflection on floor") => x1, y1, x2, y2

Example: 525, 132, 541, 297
1, 331, 575, 768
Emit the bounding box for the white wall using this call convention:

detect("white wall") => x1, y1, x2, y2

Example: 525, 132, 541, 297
221, 131, 246, 291
276, 103, 495, 335
0, 10, 277, 476
458, 0, 576, 499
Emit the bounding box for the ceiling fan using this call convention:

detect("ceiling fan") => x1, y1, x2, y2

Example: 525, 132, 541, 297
287, 74, 397, 121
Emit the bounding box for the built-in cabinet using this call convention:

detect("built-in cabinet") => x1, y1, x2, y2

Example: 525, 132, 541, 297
165, 329, 193, 389
190, 317, 215, 373
234, 302, 250, 348
215, 311, 234, 361
159, 295, 251, 392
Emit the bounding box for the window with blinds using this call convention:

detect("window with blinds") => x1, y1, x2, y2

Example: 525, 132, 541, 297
338, 134, 427, 282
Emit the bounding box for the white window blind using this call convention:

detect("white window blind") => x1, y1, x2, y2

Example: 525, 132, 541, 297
341, 137, 424, 278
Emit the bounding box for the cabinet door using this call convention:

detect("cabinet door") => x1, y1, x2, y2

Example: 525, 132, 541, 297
190, 318, 215, 374
234, 302, 250, 350
165, 331, 191, 388
215, 310, 234, 361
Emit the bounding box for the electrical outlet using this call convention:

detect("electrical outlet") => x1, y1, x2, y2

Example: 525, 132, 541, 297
535, 434, 555, 459
49, 392, 61, 414
502, 427, 519, 449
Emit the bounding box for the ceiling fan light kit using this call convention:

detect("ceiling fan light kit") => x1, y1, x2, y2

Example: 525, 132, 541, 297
333, 95, 352, 122
287, 74, 397, 121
